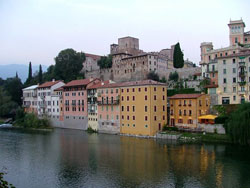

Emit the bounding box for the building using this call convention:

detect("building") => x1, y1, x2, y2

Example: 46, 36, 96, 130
169, 94, 210, 128
22, 85, 38, 114
37, 80, 65, 117
217, 49, 250, 104
97, 82, 121, 134
86, 80, 111, 131
50, 87, 64, 127
62, 78, 99, 130
120, 80, 167, 136
82, 53, 101, 72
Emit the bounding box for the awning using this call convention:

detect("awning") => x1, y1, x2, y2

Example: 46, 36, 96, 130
198, 115, 217, 120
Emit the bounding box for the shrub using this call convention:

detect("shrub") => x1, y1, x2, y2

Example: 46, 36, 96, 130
162, 124, 178, 132
215, 116, 228, 124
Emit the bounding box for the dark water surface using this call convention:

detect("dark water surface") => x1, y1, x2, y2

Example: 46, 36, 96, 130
0, 128, 250, 188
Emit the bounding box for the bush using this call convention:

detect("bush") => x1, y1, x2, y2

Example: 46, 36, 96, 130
215, 116, 228, 124
162, 124, 178, 132
0, 172, 15, 188
14, 109, 51, 129
87, 127, 97, 133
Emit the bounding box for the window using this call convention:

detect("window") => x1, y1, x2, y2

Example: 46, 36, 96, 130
145, 87, 147, 92
132, 88, 135, 92
235, 37, 238, 43
224, 87, 227, 92
121, 89, 124, 93
133, 124, 135, 127
127, 96, 129, 101
145, 116, 148, 121
233, 96, 236, 101
154, 87, 156, 91
145, 95, 147, 100
188, 119, 193, 124
122, 96, 124, 101
122, 106, 124, 111
162, 87, 165, 92
133, 116, 135, 120
179, 110, 182, 116
163, 115, 165, 120
107, 115, 109, 120
233, 68, 236, 74
154, 116, 157, 121
154, 95, 156, 100
163, 105, 165, 111
127, 88, 129, 92
127, 124, 129, 127
199, 100, 202, 106
133, 96, 135, 101
178, 119, 183, 123
223, 78, 227, 83
127, 116, 129, 120
122, 115, 124, 120
138, 88, 141, 92
133, 106, 135, 112
145, 125, 148, 128
233, 59, 236, 64
154, 106, 157, 112
233, 87, 236, 93
223, 60, 226, 64
127, 106, 129, 112
223, 69, 227, 74
189, 110, 192, 116
233, 77, 236, 83
170, 109, 173, 115
163, 95, 165, 100
183, 110, 186, 116
145, 106, 147, 112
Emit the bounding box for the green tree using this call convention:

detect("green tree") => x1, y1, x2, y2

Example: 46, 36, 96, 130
15, 72, 18, 79
160, 76, 167, 83
0, 87, 18, 118
43, 65, 55, 82
4, 78, 23, 105
169, 71, 179, 81
25, 62, 33, 85
38, 64, 43, 84
173, 43, 184, 68
97, 55, 112, 69
54, 49, 85, 82
226, 102, 250, 145
198, 78, 210, 93
147, 71, 159, 81
0, 171, 15, 188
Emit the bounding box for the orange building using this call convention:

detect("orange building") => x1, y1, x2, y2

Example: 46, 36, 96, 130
169, 94, 210, 128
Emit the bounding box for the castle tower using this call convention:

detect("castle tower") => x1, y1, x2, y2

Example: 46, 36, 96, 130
200, 42, 213, 64
228, 19, 245, 46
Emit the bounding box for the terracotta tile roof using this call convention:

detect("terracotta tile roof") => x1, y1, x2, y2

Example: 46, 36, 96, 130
85, 53, 101, 60
205, 84, 218, 88
63, 78, 94, 88
54, 87, 64, 91
218, 49, 250, 59
193, 72, 201, 76
98, 80, 165, 89
169, 94, 203, 99
87, 80, 112, 89
38, 80, 62, 88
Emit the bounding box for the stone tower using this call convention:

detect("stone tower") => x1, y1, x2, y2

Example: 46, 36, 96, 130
228, 19, 245, 46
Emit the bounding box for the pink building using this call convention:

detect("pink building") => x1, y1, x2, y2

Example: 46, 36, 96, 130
62, 78, 100, 130
97, 83, 121, 134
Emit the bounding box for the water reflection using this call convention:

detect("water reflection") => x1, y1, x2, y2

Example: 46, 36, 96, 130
0, 128, 250, 188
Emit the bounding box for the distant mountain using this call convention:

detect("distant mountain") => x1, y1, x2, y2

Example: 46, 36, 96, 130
0, 64, 48, 83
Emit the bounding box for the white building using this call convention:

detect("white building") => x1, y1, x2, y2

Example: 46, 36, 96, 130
37, 80, 65, 117
22, 85, 38, 114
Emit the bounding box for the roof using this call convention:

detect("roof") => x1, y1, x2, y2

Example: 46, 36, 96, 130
205, 84, 218, 88
198, 115, 217, 120
63, 78, 94, 88
54, 87, 64, 91
85, 53, 101, 60
38, 80, 62, 88
23, 85, 38, 91
218, 50, 250, 59
193, 72, 201, 76
87, 80, 112, 89
169, 94, 203, 99
98, 80, 165, 89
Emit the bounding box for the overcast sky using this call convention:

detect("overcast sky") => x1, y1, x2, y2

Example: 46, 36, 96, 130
0, 0, 250, 67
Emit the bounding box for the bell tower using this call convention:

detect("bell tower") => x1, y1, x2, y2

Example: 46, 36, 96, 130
228, 19, 245, 46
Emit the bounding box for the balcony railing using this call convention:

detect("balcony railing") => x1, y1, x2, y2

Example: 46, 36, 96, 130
239, 71, 247, 77
97, 99, 119, 105
239, 61, 245, 67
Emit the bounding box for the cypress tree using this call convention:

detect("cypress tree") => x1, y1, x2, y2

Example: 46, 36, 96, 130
173, 43, 184, 68
38, 64, 43, 84
16, 72, 18, 78
28, 62, 32, 81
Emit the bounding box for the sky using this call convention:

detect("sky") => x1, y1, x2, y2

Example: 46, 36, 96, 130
0, 0, 250, 67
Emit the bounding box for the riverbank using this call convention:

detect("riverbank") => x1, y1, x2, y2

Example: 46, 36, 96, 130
159, 131, 232, 144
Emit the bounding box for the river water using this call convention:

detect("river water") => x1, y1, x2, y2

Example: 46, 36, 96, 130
0, 128, 250, 188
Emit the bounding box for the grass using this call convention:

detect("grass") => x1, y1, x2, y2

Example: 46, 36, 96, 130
0, 119, 6, 124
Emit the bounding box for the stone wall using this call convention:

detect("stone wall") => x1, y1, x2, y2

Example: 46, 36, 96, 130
197, 123, 225, 134
51, 116, 88, 130
98, 120, 120, 134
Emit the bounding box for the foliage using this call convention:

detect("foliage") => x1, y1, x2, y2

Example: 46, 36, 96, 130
162, 124, 178, 132
87, 127, 97, 133
169, 71, 179, 81
173, 42, 184, 68
198, 78, 210, 93
43, 65, 55, 82
0, 87, 18, 118
54, 49, 85, 82
38, 64, 43, 84
0, 172, 15, 188
3, 77, 23, 105
214, 116, 228, 124
167, 88, 199, 97
213, 105, 226, 116
25, 62, 33, 86
174, 80, 184, 89
97, 55, 112, 69
160, 76, 167, 83
147, 71, 160, 81
14, 109, 51, 129
226, 102, 250, 145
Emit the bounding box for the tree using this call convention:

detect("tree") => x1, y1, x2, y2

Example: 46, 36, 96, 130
4, 78, 23, 105
198, 78, 210, 93
97, 55, 112, 69
147, 71, 159, 81
38, 64, 43, 84
160, 76, 167, 83
54, 49, 85, 82
43, 65, 55, 82
169, 71, 179, 82
0, 87, 18, 118
15, 72, 18, 79
226, 102, 250, 145
173, 43, 184, 68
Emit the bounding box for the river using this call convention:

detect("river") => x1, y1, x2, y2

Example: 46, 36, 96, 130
0, 128, 250, 188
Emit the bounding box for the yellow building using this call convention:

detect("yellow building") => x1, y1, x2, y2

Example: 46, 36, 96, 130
169, 94, 210, 128
120, 80, 167, 136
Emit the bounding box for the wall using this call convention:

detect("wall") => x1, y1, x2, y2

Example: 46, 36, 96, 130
197, 123, 226, 134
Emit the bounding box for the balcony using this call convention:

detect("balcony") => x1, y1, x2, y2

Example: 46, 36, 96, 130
23, 104, 30, 108
97, 99, 120, 105
239, 71, 247, 78
206, 68, 218, 73
238, 81, 246, 86
239, 61, 245, 67
39, 103, 46, 108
